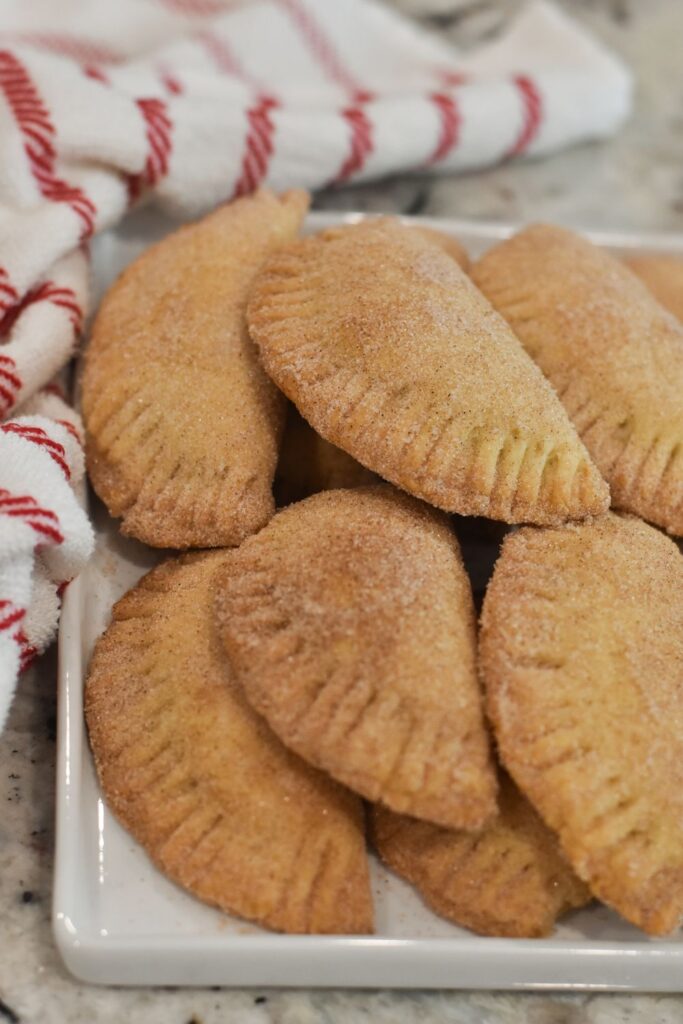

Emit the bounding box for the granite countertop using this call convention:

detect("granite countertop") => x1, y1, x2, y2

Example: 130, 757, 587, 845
2, 1, 683, 1022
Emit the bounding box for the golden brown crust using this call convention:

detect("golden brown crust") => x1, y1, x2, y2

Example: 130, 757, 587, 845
480, 512, 683, 935
372, 774, 590, 937
409, 225, 470, 271
83, 189, 309, 549
85, 552, 372, 935
472, 225, 683, 536
247, 218, 608, 527
215, 485, 497, 830
275, 404, 376, 506
624, 254, 683, 323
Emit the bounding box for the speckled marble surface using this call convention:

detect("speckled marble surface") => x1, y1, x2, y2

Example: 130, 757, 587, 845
3, 1, 683, 1021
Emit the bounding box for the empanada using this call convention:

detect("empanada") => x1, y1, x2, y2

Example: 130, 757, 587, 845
275, 404, 375, 506
83, 189, 308, 548
247, 218, 608, 526
86, 552, 372, 935
215, 486, 497, 830
624, 253, 683, 323
481, 512, 683, 935
372, 774, 590, 937
473, 225, 683, 536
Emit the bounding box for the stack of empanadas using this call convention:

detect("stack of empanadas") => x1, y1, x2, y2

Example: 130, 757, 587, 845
83, 190, 683, 938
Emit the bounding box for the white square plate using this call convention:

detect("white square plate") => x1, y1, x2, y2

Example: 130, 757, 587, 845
55, 211, 683, 988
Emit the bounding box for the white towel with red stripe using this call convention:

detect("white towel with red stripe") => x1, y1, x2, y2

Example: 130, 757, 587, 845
0, 389, 93, 730
0, 0, 632, 338
0, 0, 631, 728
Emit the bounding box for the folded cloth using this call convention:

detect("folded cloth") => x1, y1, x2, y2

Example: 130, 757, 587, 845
0, 389, 93, 730
0, 0, 632, 325
0, 0, 631, 727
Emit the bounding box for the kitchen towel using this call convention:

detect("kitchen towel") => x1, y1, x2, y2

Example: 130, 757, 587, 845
0, 388, 92, 730
0, 0, 631, 727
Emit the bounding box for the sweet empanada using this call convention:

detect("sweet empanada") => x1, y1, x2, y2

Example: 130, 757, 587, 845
275, 404, 375, 506
410, 225, 470, 270
83, 189, 308, 548
215, 486, 497, 830
86, 552, 372, 935
372, 774, 590, 937
481, 512, 683, 935
473, 225, 683, 536
624, 253, 683, 323
248, 218, 608, 526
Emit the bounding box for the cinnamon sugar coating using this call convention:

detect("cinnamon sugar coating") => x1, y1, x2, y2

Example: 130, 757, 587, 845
372, 774, 590, 937
215, 485, 497, 830
473, 225, 683, 536
83, 189, 308, 548
247, 218, 608, 527
86, 552, 372, 935
410, 225, 470, 270
481, 512, 683, 935
625, 253, 683, 323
